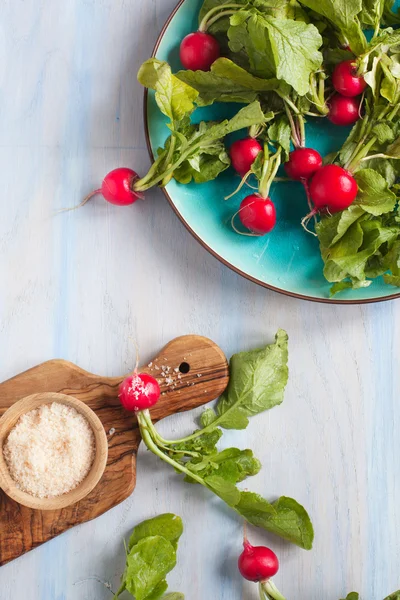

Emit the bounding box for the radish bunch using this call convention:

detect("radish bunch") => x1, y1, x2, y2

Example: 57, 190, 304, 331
228, 138, 282, 236
328, 60, 366, 126
228, 131, 358, 236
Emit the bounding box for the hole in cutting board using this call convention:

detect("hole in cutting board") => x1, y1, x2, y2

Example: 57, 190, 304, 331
179, 362, 190, 374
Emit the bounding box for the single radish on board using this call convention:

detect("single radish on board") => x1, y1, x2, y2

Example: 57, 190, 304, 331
119, 373, 161, 412
238, 538, 286, 600
309, 164, 358, 213
179, 31, 220, 71
332, 60, 367, 97
239, 195, 277, 235
328, 94, 360, 126
230, 138, 263, 176
284, 147, 323, 181
82, 168, 144, 208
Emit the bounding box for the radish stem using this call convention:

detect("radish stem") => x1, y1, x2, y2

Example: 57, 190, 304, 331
198, 3, 242, 32
224, 170, 253, 200
284, 104, 300, 148
137, 413, 207, 486
261, 580, 287, 600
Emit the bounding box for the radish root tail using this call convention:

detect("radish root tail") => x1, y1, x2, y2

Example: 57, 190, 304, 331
56, 189, 102, 214
301, 209, 319, 237
231, 203, 264, 237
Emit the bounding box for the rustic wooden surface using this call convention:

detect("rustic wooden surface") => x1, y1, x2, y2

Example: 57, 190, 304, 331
0, 335, 229, 565
0, 1, 400, 599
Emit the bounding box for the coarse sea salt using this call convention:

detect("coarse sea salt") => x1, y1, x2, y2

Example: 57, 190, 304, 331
3, 402, 95, 499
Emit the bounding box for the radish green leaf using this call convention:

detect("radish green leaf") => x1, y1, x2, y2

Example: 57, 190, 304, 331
129, 514, 183, 551
201, 329, 289, 430
124, 536, 177, 600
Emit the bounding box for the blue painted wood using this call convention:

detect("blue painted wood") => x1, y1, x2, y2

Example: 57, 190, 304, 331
0, 1, 399, 599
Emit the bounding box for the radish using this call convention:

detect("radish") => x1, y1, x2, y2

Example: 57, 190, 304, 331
81, 168, 143, 208
179, 32, 220, 71
239, 195, 276, 235
238, 539, 279, 582
179, 2, 246, 71
309, 164, 358, 213
284, 148, 322, 181
238, 537, 286, 600
332, 60, 366, 97
328, 94, 360, 126
230, 138, 263, 176
119, 373, 161, 412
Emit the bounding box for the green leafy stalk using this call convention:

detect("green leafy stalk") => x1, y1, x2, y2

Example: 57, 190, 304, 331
199, 3, 244, 32
259, 145, 282, 199
136, 331, 314, 551
260, 580, 287, 600
309, 71, 329, 116
114, 514, 184, 600
314, 26, 400, 295
135, 59, 269, 191
340, 592, 400, 600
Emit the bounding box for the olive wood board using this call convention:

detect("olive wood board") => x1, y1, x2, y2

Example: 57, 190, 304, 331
0, 335, 229, 566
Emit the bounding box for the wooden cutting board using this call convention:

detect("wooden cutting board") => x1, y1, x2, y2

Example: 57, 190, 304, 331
0, 335, 229, 566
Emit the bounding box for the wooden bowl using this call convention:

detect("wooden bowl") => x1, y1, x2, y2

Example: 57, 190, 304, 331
0, 392, 108, 510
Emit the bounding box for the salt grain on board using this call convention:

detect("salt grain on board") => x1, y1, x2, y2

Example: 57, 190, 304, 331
3, 402, 95, 498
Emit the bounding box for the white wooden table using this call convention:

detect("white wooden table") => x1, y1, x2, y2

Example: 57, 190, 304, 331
1, 1, 400, 599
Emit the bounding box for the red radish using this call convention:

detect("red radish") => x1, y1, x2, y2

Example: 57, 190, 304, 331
332, 60, 366, 97
101, 168, 142, 205
309, 164, 358, 213
238, 539, 279, 582
119, 373, 161, 412
239, 195, 276, 235
284, 148, 322, 181
80, 168, 143, 208
179, 32, 220, 71
230, 138, 263, 176
328, 94, 360, 126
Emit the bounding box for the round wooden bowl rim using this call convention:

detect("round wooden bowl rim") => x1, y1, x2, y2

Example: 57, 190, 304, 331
0, 393, 108, 511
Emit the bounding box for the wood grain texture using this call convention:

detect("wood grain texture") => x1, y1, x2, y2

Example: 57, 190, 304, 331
0, 335, 229, 565
0, 1, 400, 599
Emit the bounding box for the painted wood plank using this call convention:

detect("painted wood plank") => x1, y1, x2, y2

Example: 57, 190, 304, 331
0, 0, 399, 599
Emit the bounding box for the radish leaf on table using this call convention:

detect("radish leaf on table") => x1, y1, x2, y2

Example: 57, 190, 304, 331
200, 329, 289, 430
340, 591, 400, 600
184, 447, 261, 484
134, 330, 314, 550
129, 514, 184, 551
236, 493, 314, 550
114, 514, 183, 600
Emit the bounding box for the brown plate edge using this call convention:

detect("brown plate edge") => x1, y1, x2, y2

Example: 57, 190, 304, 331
143, 0, 400, 306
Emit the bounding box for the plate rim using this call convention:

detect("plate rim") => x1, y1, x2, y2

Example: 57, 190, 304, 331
143, 0, 400, 305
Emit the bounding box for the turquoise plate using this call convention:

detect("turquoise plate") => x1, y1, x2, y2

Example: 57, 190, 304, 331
145, 0, 400, 304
